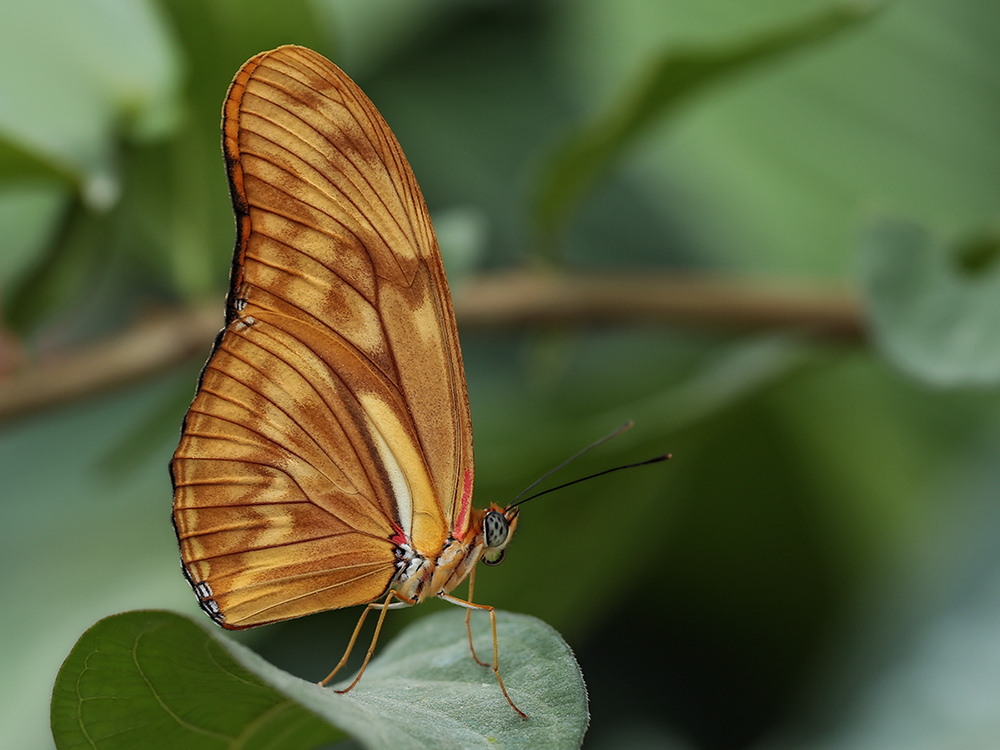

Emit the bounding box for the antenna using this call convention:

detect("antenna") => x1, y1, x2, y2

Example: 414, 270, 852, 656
509, 454, 669, 509
507, 421, 670, 509
509, 421, 635, 506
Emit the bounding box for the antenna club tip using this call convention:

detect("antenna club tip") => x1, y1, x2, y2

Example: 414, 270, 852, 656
612, 420, 635, 437
632, 453, 670, 468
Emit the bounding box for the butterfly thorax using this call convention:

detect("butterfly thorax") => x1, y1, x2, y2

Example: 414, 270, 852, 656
391, 531, 485, 603
390, 504, 517, 603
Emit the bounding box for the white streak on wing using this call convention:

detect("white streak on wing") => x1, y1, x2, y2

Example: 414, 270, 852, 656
364, 412, 413, 540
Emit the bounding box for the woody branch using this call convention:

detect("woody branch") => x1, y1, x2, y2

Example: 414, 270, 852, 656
0, 270, 863, 421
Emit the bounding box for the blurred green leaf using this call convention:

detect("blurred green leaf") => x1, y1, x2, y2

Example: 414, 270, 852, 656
3, 140, 197, 332
365, 8, 569, 270
561, 0, 1000, 276
53, 609, 588, 750
315, 0, 460, 76
3, 197, 108, 332
98, 364, 202, 478
0, 182, 70, 297
533, 2, 878, 256
159, 0, 326, 119
862, 219, 1000, 386
952, 228, 1000, 276
0, 137, 72, 184
464, 334, 813, 636
0, 0, 183, 209
434, 206, 490, 293
0, 372, 198, 750
3, 0, 331, 330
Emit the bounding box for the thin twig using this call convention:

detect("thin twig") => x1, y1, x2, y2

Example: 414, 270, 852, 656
0, 306, 220, 422
0, 271, 863, 422
455, 270, 862, 337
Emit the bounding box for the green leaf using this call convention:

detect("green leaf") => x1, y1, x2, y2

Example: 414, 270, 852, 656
433, 206, 490, 294
51, 610, 344, 750
532, 2, 880, 256
3, 197, 106, 332
53, 609, 589, 750
0, 0, 183, 209
0, 136, 72, 184
0, 181, 70, 299
316, 0, 460, 76
861, 219, 1000, 386
952, 229, 1000, 276
159, 0, 326, 122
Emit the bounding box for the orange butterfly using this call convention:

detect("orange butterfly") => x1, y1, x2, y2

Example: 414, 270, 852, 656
171, 45, 524, 717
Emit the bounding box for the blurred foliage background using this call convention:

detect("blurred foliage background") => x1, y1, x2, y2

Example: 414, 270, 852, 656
3, 0, 1000, 748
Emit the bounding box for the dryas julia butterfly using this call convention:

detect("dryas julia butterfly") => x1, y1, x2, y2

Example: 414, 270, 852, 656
170, 45, 524, 716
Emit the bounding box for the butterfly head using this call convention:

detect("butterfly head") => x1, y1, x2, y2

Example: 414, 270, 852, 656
480, 505, 519, 567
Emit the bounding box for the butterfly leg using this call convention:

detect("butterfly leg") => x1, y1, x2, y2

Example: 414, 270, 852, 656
439, 593, 527, 719
319, 590, 414, 689
318, 601, 376, 687
463, 566, 490, 667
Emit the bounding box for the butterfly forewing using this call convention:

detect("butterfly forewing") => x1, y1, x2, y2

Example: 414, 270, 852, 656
172, 46, 474, 629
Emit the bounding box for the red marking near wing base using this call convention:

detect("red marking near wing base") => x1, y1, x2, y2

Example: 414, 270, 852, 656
390, 525, 407, 547
452, 468, 475, 540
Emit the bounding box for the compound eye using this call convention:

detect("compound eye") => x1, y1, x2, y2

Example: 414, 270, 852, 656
483, 510, 509, 550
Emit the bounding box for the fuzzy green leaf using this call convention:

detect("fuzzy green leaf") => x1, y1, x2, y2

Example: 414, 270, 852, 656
52, 609, 589, 750
50, 610, 344, 750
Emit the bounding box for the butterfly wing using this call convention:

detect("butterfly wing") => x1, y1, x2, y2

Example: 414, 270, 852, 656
171, 46, 474, 629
